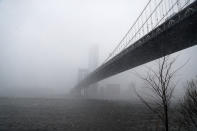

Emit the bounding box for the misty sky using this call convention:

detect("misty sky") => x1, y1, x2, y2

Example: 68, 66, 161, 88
0, 0, 197, 97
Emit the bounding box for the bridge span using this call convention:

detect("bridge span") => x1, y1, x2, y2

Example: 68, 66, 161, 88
76, 0, 197, 89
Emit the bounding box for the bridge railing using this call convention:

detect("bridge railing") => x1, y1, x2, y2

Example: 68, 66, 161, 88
103, 0, 195, 64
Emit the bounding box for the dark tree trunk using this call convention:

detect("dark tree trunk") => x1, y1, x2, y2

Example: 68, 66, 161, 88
164, 104, 169, 131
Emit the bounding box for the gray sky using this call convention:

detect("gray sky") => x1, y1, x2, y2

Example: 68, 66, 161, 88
0, 0, 197, 97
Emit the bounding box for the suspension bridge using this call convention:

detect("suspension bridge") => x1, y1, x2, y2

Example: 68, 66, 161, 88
74, 0, 197, 93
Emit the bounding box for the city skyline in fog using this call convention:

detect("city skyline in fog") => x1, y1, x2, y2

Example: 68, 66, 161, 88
0, 0, 197, 98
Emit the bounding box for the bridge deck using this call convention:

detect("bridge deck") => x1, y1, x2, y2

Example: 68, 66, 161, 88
77, 1, 197, 88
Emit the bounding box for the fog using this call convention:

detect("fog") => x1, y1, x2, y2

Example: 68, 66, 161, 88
0, 0, 197, 98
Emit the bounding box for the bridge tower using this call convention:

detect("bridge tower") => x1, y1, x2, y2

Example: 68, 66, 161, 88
78, 68, 88, 97
87, 45, 99, 99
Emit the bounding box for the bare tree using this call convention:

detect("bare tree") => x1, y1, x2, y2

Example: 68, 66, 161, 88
178, 77, 197, 130
135, 56, 184, 131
